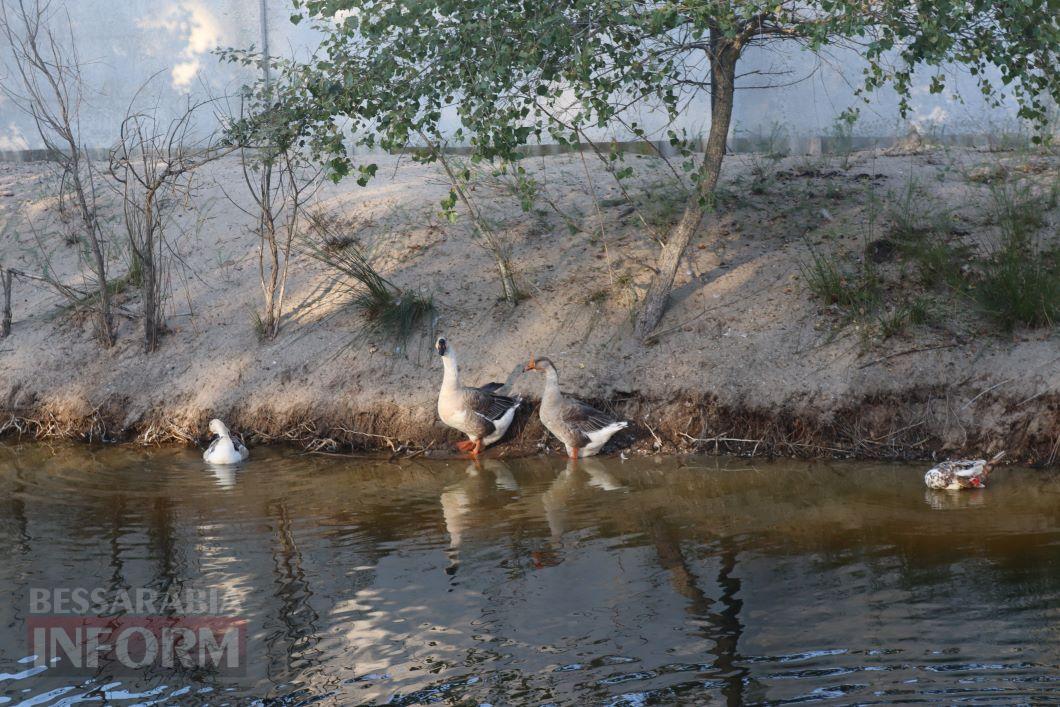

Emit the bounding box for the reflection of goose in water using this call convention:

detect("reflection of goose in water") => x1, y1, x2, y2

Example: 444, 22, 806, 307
924, 487, 988, 511
581, 456, 623, 491
438, 459, 518, 576
492, 462, 519, 492
541, 457, 624, 541
209, 465, 238, 489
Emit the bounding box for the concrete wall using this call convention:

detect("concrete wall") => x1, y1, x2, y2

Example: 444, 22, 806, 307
0, 0, 315, 152
0, 0, 1028, 155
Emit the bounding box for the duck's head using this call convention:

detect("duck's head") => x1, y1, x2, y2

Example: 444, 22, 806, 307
984, 451, 1006, 475
435, 337, 450, 358
524, 355, 556, 374
208, 419, 229, 438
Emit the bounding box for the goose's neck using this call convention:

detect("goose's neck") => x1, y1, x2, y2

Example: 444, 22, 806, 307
541, 368, 562, 405
441, 354, 460, 391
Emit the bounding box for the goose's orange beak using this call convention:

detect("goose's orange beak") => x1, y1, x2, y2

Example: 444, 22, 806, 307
524, 355, 537, 372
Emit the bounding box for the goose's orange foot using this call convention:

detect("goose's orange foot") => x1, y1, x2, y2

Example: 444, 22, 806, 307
455, 439, 476, 453
568, 447, 579, 459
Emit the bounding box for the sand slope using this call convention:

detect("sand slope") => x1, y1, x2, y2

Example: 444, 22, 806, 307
0, 148, 1057, 462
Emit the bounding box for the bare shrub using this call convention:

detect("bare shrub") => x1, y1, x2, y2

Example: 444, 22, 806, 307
0, 0, 114, 345
109, 92, 227, 352
223, 68, 324, 340
426, 138, 522, 305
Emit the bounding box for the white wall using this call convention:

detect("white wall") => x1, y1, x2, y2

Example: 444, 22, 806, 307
0, 0, 316, 151
0, 0, 1027, 154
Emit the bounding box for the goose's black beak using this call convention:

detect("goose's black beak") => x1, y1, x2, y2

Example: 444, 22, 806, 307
436, 337, 448, 356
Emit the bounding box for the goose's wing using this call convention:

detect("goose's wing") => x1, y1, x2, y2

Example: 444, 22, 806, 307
477, 382, 506, 394
204, 436, 220, 460
466, 386, 521, 422
225, 432, 249, 461
561, 399, 620, 435
954, 461, 985, 477
930, 461, 960, 475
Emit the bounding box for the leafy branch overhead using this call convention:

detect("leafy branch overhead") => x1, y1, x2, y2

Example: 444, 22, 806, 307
258, 0, 1058, 338
286, 0, 1059, 176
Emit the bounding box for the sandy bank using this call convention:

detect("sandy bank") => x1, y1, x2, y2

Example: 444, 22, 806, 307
0, 147, 1057, 463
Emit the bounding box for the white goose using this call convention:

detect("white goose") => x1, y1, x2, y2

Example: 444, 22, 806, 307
203, 419, 249, 465
436, 337, 522, 456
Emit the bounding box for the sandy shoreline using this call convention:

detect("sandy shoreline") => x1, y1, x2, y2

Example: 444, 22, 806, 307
1, 147, 1058, 464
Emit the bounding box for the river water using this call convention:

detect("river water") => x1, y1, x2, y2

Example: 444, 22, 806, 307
1, 443, 1059, 705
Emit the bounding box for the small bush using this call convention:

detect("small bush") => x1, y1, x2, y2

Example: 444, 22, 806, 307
807, 170, 1060, 340
744, 122, 789, 193
639, 181, 691, 229
251, 310, 267, 342
887, 176, 974, 292
830, 116, 857, 169
803, 244, 941, 341
907, 297, 931, 326
803, 248, 844, 303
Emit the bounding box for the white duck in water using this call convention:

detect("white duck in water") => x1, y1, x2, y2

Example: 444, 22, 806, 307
924, 452, 1005, 490
436, 337, 522, 457
524, 355, 628, 458
203, 419, 249, 465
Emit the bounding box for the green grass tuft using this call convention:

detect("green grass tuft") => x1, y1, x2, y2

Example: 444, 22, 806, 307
802, 248, 880, 312
888, 177, 953, 242
973, 177, 1060, 330
898, 238, 974, 291
351, 286, 436, 341
301, 216, 435, 345
976, 240, 1060, 330
988, 179, 1053, 239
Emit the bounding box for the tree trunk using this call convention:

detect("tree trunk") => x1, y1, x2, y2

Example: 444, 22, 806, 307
142, 187, 160, 352
495, 252, 519, 304
1, 267, 13, 337
68, 151, 115, 347
633, 39, 739, 340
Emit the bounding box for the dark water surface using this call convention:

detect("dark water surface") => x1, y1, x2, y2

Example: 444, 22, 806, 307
2, 444, 1060, 705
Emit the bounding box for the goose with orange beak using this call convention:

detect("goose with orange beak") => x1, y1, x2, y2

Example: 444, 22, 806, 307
436, 337, 521, 457
524, 355, 628, 458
